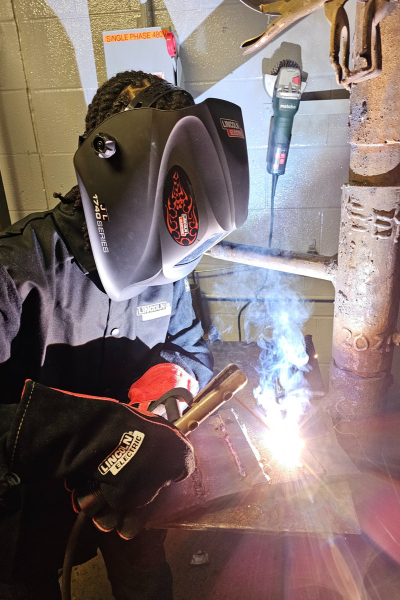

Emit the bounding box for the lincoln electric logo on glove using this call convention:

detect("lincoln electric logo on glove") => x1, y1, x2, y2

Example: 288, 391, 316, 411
98, 430, 145, 476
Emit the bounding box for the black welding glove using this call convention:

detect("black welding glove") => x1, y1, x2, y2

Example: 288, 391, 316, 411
4, 380, 194, 538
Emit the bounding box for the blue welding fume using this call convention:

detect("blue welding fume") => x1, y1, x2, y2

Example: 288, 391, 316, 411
264, 60, 307, 248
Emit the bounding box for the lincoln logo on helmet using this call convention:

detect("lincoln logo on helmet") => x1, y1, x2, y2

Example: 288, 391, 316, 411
163, 166, 199, 246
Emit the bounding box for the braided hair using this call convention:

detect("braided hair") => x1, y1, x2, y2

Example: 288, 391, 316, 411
85, 71, 194, 136
53, 71, 194, 251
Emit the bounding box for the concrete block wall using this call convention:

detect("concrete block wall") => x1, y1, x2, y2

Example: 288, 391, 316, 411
0, 0, 359, 390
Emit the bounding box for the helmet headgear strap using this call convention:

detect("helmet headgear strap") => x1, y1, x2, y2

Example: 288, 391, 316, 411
125, 80, 192, 110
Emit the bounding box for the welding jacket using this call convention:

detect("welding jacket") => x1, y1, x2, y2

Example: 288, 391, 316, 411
0, 195, 213, 582
0, 199, 213, 402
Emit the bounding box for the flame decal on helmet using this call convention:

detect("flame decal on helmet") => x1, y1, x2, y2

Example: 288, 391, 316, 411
163, 166, 199, 246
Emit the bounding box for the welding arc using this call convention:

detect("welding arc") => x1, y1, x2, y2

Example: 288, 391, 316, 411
234, 396, 270, 431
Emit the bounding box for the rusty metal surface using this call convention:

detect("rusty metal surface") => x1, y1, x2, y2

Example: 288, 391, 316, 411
240, 0, 396, 90
148, 413, 260, 521
325, 3, 400, 422
332, 186, 400, 377
349, 0, 400, 185
328, 185, 400, 419
342, 0, 395, 86
240, 0, 326, 55
325, 0, 351, 86
208, 241, 338, 282
324, 0, 395, 88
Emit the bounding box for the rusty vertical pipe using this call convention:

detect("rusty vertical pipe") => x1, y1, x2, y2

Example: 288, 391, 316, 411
328, 1, 400, 421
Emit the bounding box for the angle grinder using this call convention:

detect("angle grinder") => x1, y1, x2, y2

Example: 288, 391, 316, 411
264, 60, 307, 246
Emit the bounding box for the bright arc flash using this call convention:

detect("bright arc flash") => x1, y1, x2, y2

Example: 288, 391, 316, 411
255, 387, 307, 469
264, 424, 305, 468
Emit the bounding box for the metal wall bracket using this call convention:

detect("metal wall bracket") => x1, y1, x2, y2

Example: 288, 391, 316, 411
240, 0, 395, 87
341, 0, 395, 86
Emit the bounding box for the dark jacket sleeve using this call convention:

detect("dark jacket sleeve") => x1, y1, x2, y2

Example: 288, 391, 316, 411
159, 278, 214, 389
0, 264, 23, 364
0, 405, 17, 479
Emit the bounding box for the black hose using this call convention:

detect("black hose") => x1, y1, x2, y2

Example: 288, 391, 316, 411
268, 174, 279, 249
61, 511, 89, 600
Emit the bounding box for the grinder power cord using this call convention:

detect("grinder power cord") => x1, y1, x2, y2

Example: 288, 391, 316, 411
237, 61, 306, 343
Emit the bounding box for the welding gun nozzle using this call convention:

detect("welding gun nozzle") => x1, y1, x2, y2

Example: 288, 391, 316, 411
174, 365, 247, 435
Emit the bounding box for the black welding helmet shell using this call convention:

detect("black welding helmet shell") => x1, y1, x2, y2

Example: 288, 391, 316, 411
74, 92, 249, 301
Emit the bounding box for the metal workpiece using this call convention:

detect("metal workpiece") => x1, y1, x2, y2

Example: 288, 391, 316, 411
146, 343, 359, 534
148, 397, 359, 533
159, 481, 360, 535
208, 241, 338, 282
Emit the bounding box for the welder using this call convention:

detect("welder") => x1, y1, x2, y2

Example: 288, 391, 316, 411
0, 71, 249, 600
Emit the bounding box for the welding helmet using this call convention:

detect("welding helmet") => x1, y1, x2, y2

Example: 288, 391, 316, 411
74, 80, 249, 301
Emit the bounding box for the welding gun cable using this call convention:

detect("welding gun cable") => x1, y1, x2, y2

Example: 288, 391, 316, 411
61, 510, 89, 600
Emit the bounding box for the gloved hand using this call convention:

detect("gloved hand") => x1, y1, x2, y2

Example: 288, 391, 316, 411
5, 380, 195, 538
128, 363, 199, 412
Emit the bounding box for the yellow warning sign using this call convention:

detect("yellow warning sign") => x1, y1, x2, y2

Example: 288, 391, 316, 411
104, 30, 169, 43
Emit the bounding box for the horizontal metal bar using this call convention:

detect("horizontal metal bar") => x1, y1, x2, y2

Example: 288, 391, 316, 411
205, 297, 334, 303
208, 241, 338, 282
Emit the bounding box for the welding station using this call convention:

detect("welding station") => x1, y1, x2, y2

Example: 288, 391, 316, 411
0, 0, 400, 599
